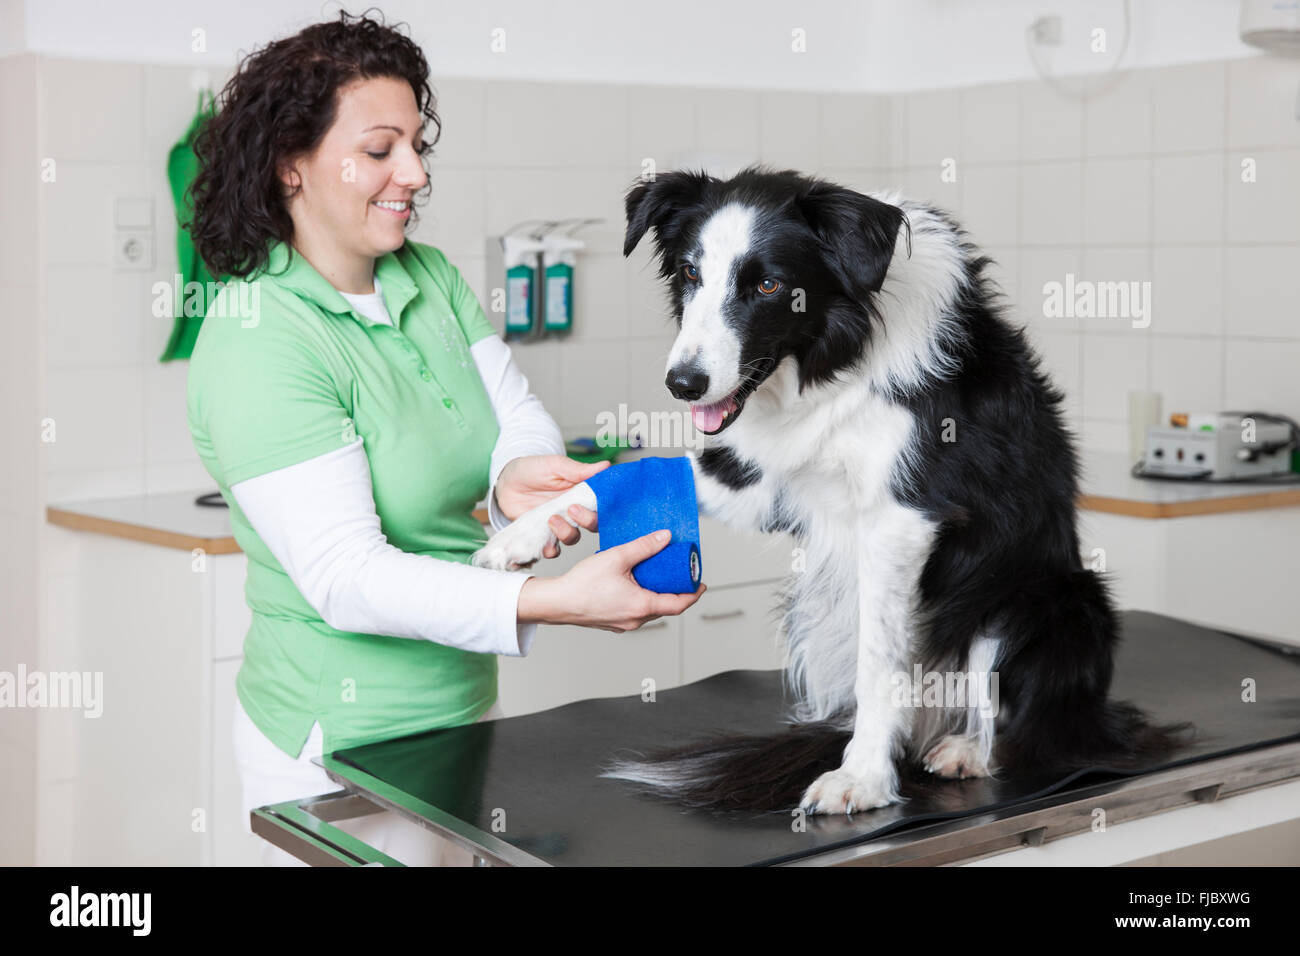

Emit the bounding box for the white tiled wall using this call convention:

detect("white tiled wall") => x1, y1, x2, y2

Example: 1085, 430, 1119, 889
30, 53, 1300, 504
880, 59, 1300, 455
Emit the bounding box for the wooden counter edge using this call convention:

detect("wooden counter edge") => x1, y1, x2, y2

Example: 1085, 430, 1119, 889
46, 504, 495, 553
1079, 488, 1300, 519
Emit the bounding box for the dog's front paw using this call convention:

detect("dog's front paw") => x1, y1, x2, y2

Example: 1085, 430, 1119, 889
470, 519, 556, 572
799, 768, 900, 815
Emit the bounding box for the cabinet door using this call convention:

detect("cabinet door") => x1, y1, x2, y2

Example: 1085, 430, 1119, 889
697, 517, 794, 587
682, 581, 787, 684
497, 618, 682, 718
212, 658, 269, 866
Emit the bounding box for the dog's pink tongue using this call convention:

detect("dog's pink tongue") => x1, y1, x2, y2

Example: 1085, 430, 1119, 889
691, 395, 735, 433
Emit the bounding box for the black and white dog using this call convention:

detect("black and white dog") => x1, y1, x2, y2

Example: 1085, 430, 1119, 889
473, 165, 1187, 815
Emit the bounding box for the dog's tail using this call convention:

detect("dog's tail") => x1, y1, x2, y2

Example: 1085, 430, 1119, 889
993, 568, 1195, 774
600, 722, 852, 813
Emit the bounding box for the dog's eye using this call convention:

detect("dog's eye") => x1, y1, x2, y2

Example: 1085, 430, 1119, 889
682, 264, 699, 282
758, 278, 781, 295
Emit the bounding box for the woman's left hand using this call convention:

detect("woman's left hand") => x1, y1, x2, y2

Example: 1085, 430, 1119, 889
493, 455, 609, 559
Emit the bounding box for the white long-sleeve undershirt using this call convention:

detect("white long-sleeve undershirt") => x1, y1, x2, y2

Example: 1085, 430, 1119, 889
229, 287, 565, 657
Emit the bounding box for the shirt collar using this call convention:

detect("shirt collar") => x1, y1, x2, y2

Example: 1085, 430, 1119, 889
259, 239, 419, 329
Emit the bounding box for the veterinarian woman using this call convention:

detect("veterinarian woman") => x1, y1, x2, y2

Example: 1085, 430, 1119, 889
184, 11, 704, 866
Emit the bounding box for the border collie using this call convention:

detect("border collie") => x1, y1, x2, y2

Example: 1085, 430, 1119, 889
473, 165, 1189, 815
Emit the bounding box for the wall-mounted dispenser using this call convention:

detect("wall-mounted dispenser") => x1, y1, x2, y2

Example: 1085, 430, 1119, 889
489, 226, 548, 342
540, 218, 601, 336
488, 218, 602, 342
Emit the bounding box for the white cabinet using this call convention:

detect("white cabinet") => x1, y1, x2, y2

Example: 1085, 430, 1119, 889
40, 507, 796, 865
211, 656, 265, 867
497, 516, 793, 716
683, 581, 788, 684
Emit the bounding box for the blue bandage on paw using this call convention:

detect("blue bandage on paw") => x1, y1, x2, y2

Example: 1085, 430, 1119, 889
584, 455, 702, 594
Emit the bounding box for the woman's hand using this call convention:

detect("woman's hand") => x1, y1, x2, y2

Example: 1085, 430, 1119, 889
516, 530, 705, 632
494, 455, 608, 559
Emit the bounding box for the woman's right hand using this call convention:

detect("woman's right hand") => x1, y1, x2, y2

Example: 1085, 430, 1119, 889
516, 529, 705, 632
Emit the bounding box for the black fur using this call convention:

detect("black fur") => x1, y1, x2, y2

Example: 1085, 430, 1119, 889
612, 165, 1193, 813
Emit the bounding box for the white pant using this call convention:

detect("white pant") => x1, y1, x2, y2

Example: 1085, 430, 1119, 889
233, 694, 504, 867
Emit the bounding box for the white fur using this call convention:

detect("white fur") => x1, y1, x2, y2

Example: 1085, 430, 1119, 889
481, 195, 980, 813
470, 483, 598, 571
666, 203, 753, 403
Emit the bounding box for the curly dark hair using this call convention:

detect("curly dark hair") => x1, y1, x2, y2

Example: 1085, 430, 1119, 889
187, 8, 441, 280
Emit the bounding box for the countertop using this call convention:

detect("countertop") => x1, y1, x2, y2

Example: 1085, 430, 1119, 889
46, 451, 1300, 552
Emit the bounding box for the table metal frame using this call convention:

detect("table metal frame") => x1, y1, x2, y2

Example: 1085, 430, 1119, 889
249, 739, 1300, 867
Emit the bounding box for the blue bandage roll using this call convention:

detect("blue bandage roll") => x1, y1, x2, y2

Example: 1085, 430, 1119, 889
584, 455, 703, 593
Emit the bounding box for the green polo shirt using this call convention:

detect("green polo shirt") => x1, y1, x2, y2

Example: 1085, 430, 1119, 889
187, 238, 503, 758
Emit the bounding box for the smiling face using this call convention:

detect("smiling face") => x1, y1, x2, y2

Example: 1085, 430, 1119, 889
624, 167, 909, 436
278, 75, 428, 286
663, 202, 834, 435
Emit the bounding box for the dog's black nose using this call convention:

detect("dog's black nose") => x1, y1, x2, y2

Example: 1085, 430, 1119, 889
666, 366, 709, 402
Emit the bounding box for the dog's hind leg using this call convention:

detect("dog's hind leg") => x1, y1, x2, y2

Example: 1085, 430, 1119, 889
918, 634, 1000, 779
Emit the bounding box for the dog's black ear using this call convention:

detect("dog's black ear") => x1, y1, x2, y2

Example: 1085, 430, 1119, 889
795, 182, 909, 306
623, 169, 715, 258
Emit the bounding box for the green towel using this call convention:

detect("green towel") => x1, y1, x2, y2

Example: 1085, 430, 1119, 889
159, 89, 223, 362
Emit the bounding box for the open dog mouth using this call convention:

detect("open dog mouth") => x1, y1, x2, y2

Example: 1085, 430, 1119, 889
689, 358, 775, 436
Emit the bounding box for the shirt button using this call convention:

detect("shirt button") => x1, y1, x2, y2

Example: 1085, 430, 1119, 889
443, 397, 454, 408
420, 369, 432, 381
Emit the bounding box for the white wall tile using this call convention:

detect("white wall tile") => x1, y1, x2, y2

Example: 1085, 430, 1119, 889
1224, 339, 1300, 413
482, 168, 631, 256
569, 252, 629, 343
979, 245, 1019, 308
1149, 336, 1225, 417
695, 88, 761, 160
759, 91, 822, 169
1084, 70, 1152, 158
1226, 149, 1300, 243
1151, 61, 1226, 154
43, 162, 150, 266
428, 76, 486, 169
413, 168, 486, 257
900, 165, 960, 213
1019, 246, 1085, 331
1021, 327, 1082, 420
46, 265, 146, 369
558, 340, 630, 436
143, 360, 193, 465
905, 87, 962, 168
960, 82, 1019, 164
1225, 245, 1300, 339
822, 167, 892, 196
1083, 158, 1151, 245
40, 58, 143, 164
508, 337, 562, 413
1151, 246, 1225, 337
1020, 81, 1083, 161
1080, 246, 1154, 335
625, 84, 697, 172
1079, 419, 1131, 454
1152, 153, 1225, 243
45, 367, 145, 476
483, 80, 628, 169
1227, 56, 1300, 150
958, 164, 1018, 247
1082, 333, 1150, 420
1020, 160, 1082, 245
820, 93, 890, 168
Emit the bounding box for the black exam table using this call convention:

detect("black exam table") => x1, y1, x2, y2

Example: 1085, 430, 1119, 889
250, 610, 1300, 866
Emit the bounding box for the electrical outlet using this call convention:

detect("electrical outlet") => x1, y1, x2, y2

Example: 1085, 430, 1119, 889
113, 231, 154, 271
